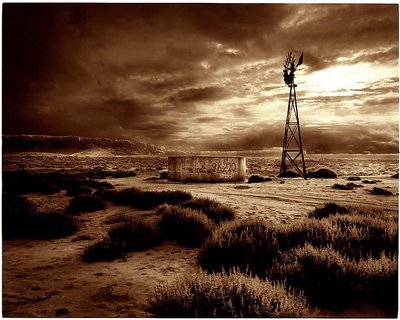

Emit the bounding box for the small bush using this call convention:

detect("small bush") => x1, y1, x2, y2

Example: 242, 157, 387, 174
82, 218, 163, 262
309, 202, 349, 219
147, 270, 311, 317
111, 170, 137, 178
181, 198, 236, 223
66, 194, 106, 214
108, 218, 164, 251
103, 213, 133, 225
3, 170, 60, 195
66, 186, 92, 197
3, 193, 78, 240
333, 182, 362, 190
270, 245, 398, 311
278, 170, 300, 178
269, 244, 363, 309
247, 175, 272, 183
82, 238, 125, 262
347, 176, 361, 181
354, 254, 398, 310
362, 179, 379, 184
198, 219, 280, 277
307, 168, 337, 179
110, 188, 192, 210
157, 205, 214, 247
370, 187, 393, 196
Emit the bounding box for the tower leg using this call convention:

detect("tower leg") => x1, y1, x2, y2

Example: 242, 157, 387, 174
279, 81, 307, 179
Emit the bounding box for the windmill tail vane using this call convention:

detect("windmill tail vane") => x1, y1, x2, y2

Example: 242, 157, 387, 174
280, 51, 307, 179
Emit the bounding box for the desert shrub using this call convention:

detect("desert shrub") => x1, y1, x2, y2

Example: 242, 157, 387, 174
270, 245, 398, 311
111, 170, 137, 178
94, 189, 117, 201
3, 193, 78, 240
66, 186, 92, 196
111, 188, 192, 210
29, 213, 79, 239
347, 176, 361, 181
308, 202, 349, 219
353, 254, 398, 310
66, 194, 106, 214
84, 180, 114, 190
328, 213, 398, 260
278, 170, 300, 178
3, 170, 60, 195
362, 179, 379, 184
103, 213, 133, 225
269, 244, 363, 309
157, 205, 214, 247
198, 219, 281, 277
370, 187, 393, 196
82, 218, 163, 262
108, 218, 164, 250
147, 270, 311, 317
247, 175, 272, 183
110, 188, 141, 205
181, 198, 236, 223
307, 168, 337, 179
332, 183, 353, 190
286, 209, 397, 260
82, 237, 125, 262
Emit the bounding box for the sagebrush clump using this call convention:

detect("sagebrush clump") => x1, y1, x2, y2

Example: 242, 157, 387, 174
3, 193, 79, 240
110, 188, 192, 209
181, 197, 236, 223
82, 218, 163, 262
157, 205, 214, 247
147, 270, 312, 317
66, 194, 106, 213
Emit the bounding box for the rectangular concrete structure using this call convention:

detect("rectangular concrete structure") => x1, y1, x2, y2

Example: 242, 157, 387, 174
168, 156, 246, 182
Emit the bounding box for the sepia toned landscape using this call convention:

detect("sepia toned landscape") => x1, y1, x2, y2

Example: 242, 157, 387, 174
3, 3, 399, 319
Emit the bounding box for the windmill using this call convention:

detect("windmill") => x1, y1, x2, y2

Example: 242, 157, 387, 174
280, 51, 307, 179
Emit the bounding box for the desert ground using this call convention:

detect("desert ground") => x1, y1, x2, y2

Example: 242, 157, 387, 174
2, 154, 398, 317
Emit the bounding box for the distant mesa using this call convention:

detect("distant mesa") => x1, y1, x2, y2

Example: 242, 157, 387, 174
3, 134, 164, 156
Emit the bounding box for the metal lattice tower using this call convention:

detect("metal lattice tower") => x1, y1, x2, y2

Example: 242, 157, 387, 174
280, 52, 307, 179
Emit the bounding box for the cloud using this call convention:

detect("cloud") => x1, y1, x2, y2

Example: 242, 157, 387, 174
199, 121, 398, 154
168, 86, 229, 103
3, 4, 398, 153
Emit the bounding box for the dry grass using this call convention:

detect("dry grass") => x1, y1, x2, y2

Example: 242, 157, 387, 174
147, 270, 312, 317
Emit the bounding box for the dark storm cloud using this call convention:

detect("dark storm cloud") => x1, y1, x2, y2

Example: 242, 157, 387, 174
302, 52, 329, 72
168, 86, 229, 104
202, 122, 398, 154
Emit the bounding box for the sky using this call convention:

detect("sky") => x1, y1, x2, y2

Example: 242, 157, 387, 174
3, 3, 399, 153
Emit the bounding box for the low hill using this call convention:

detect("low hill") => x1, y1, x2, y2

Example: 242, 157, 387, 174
2, 134, 164, 156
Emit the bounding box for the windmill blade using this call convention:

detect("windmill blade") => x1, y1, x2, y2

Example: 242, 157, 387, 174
296, 52, 304, 67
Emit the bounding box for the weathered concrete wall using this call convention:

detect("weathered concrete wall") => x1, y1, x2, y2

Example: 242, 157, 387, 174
168, 156, 246, 182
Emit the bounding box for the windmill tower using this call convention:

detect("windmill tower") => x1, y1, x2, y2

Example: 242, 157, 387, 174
280, 52, 307, 179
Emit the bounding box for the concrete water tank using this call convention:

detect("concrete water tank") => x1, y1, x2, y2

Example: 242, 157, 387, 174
168, 156, 246, 182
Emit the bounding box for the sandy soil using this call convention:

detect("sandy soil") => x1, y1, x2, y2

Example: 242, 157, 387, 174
2, 172, 398, 317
